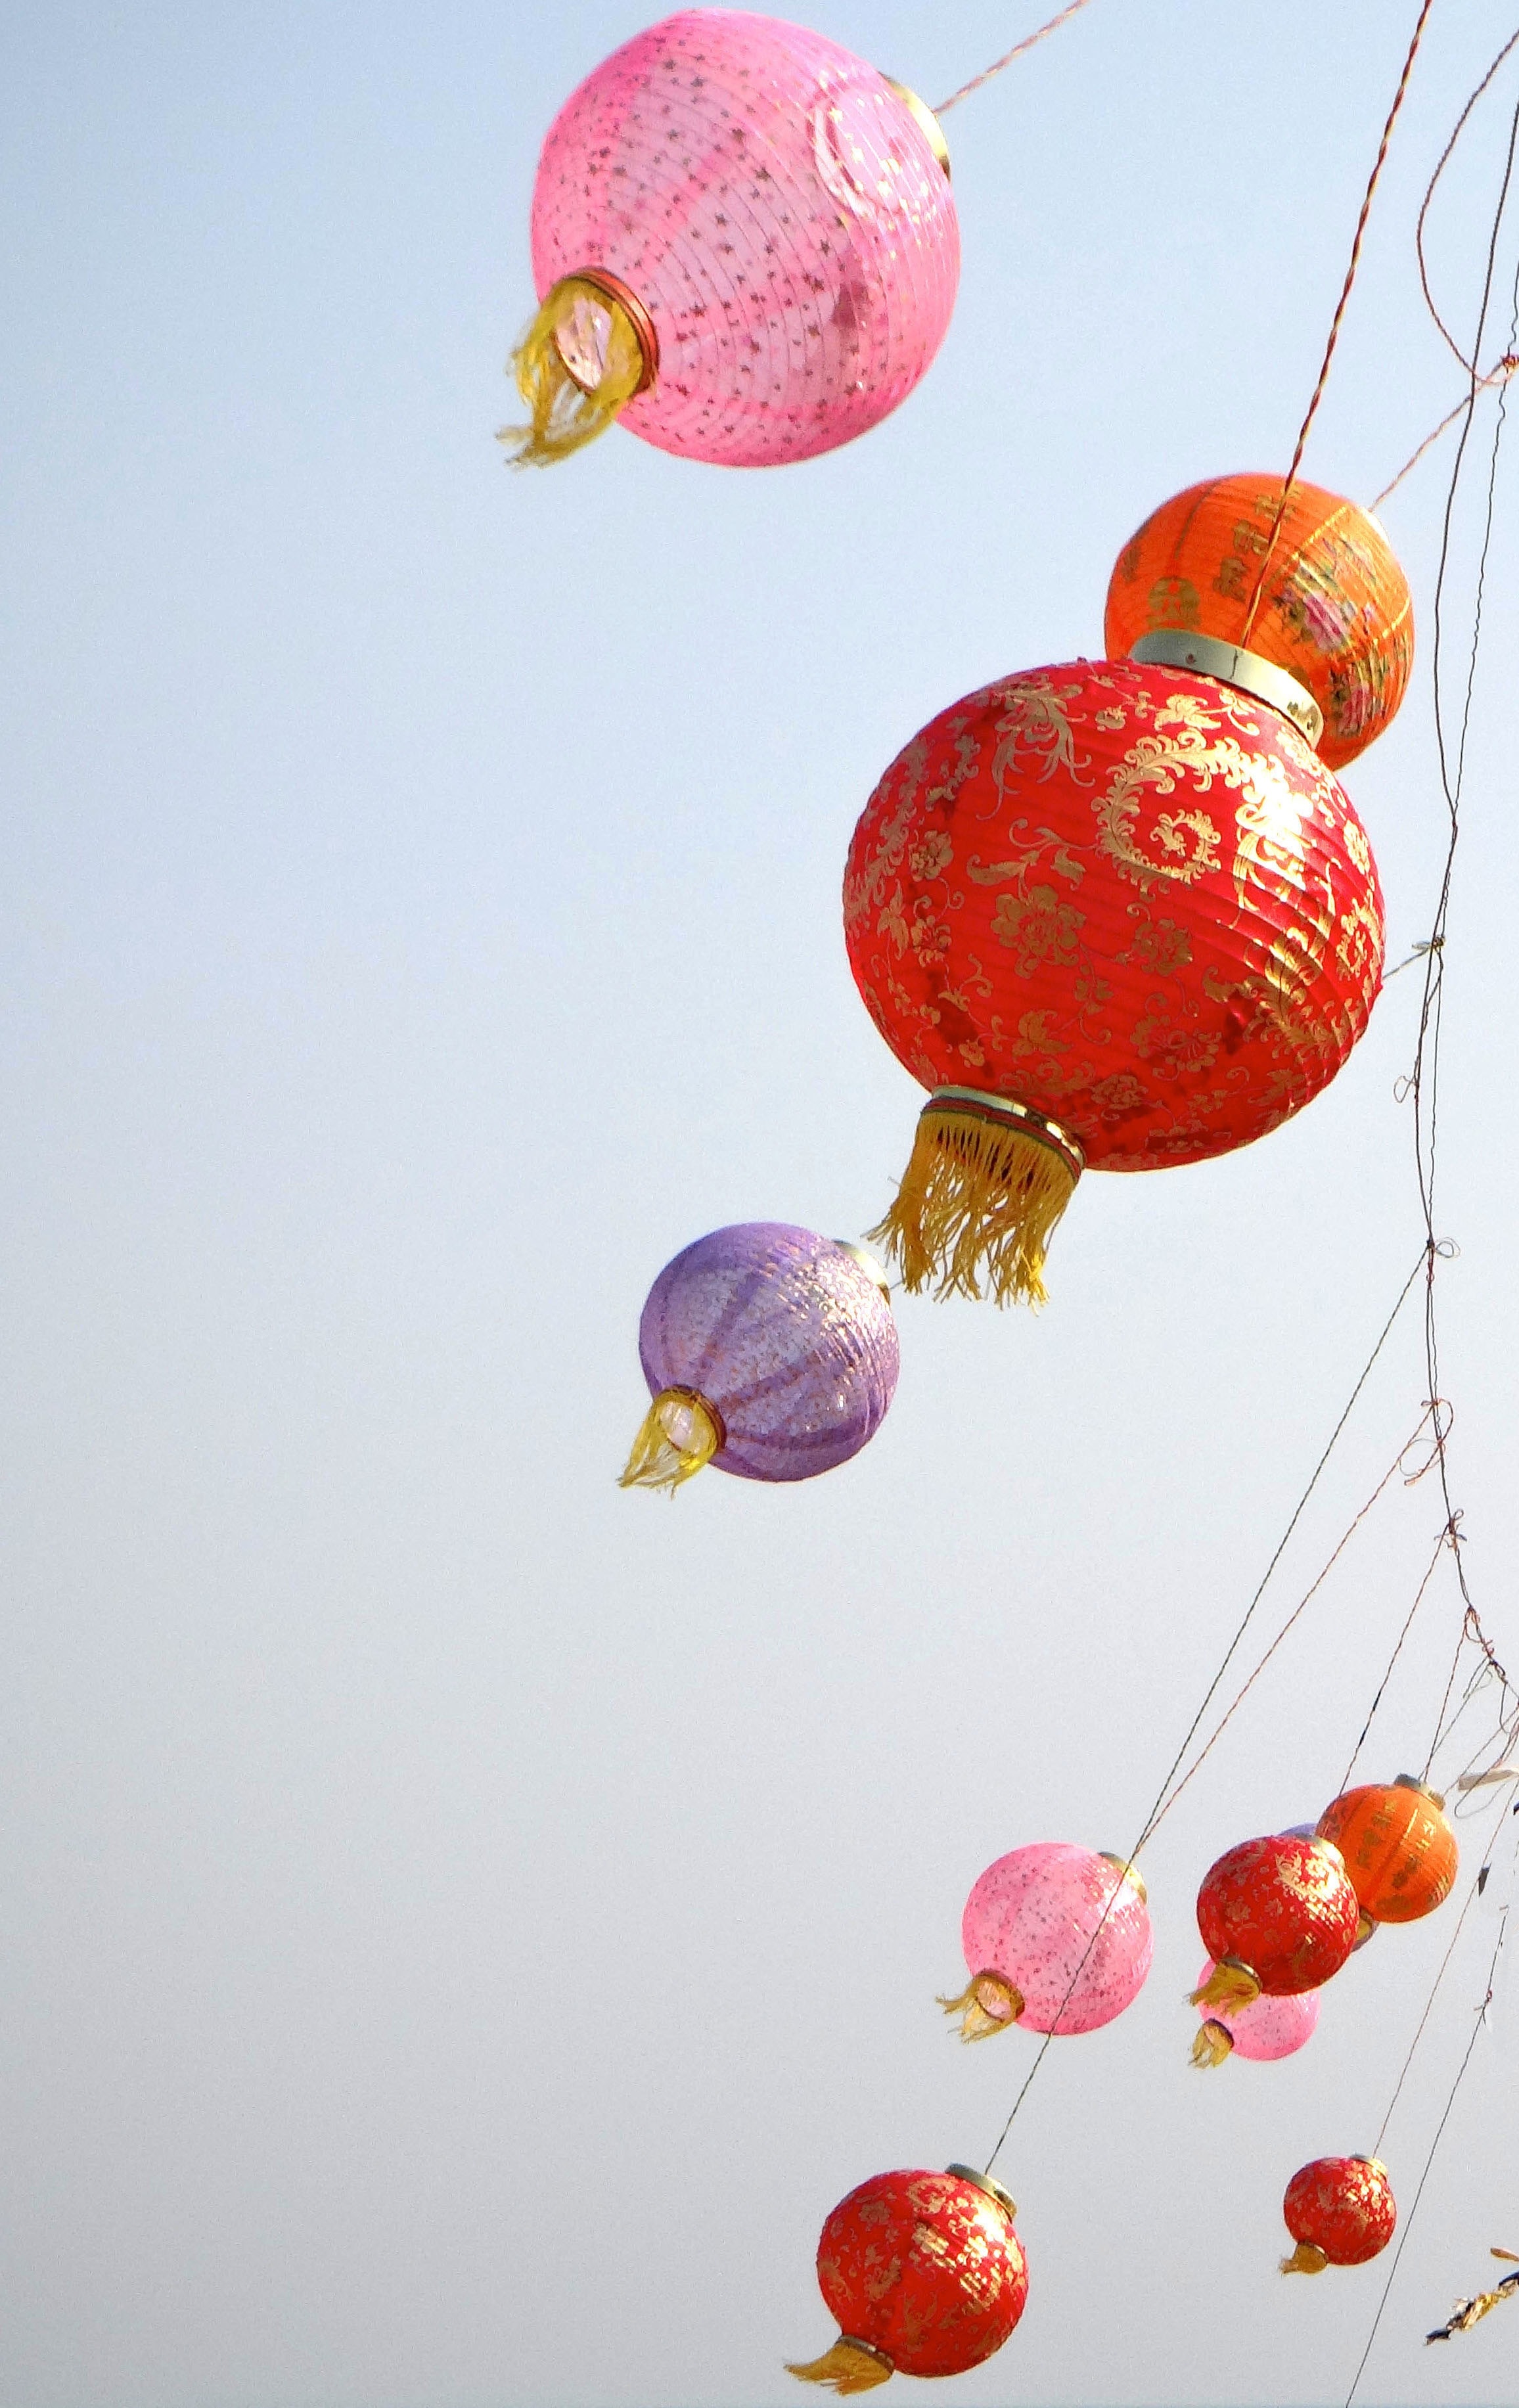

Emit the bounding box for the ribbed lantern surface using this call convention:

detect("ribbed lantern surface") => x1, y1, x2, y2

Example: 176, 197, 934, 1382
795, 2168, 1028, 2388
1316, 1779, 1458, 1925
530, 10, 960, 466
633, 1223, 898, 1484
1282, 2156, 1396, 2270
1195, 1834, 1359, 1999
844, 658, 1384, 1302
1104, 475, 1413, 768
954, 1844, 1152, 2036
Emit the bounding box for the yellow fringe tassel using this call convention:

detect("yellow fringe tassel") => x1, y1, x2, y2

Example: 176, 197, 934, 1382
938, 1971, 1024, 2042
870, 1106, 1079, 1307
1190, 2018, 1236, 2069
498, 276, 650, 468
1189, 1961, 1262, 2012
618, 1387, 723, 1494
786, 2340, 894, 2394
1281, 2243, 1330, 2277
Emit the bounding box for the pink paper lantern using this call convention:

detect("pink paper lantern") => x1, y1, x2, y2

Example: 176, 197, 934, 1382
943, 1843, 1153, 2039
1191, 1959, 1321, 2067
505, 10, 960, 468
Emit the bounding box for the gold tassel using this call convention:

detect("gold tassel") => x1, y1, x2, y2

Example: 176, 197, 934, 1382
1190, 2018, 1236, 2068
498, 273, 655, 468
870, 1093, 1081, 1307
618, 1388, 724, 1493
1281, 2243, 1330, 2277
786, 2339, 894, 2394
1189, 1960, 1262, 2012
938, 1971, 1024, 2041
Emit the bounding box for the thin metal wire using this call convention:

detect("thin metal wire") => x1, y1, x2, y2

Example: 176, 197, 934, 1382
1416, 22, 1519, 371
1239, 0, 1438, 645
1336, 1532, 1447, 1796
1371, 357, 1519, 509
932, 0, 1099, 114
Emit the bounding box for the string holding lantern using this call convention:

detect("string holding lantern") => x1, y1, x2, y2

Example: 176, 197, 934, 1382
620, 1223, 899, 1492
503, 10, 959, 469
1190, 1958, 1321, 2068
788, 2165, 1028, 2394
1190, 1832, 1359, 2012
1281, 2155, 1397, 2275
844, 656, 1384, 1304
941, 1844, 1152, 2040
1104, 474, 1413, 769
1316, 1774, 1459, 1936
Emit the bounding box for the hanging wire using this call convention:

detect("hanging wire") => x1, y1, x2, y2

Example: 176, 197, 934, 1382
932, 0, 1100, 115
979, 1252, 1427, 2175
1238, 0, 1438, 646
1371, 355, 1519, 509
1336, 1532, 1449, 1795
1417, 23, 1519, 370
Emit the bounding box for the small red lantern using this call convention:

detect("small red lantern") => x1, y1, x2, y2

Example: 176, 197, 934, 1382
1192, 1833, 1359, 2009
788, 2166, 1028, 2394
1281, 2155, 1396, 2274
844, 657, 1383, 1304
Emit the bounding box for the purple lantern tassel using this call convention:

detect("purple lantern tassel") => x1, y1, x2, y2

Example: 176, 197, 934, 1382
620, 1224, 899, 1493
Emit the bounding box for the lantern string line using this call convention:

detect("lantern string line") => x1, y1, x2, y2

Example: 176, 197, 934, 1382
1336, 1533, 1448, 1796
980, 1253, 1426, 2174
1371, 355, 1519, 511
931, 0, 1100, 116
1238, 0, 1438, 647
1344, 1863, 1514, 2407
1416, 22, 1519, 373
1136, 1408, 1442, 1845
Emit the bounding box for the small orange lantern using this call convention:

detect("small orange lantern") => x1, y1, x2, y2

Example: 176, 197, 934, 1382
1316, 1775, 1458, 1928
1104, 475, 1413, 769
1281, 2155, 1396, 2274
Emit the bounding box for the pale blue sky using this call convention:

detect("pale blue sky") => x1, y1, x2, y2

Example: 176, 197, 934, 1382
3, 5, 1519, 2405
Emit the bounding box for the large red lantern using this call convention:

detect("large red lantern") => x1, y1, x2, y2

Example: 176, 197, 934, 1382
788, 2166, 1028, 2393
1192, 1833, 1359, 2009
844, 657, 1384, 1304
1281, 2155, 1396, 2274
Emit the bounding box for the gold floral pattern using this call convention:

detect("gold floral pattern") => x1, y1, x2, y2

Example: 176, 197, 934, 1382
843, 658, 1384, 1171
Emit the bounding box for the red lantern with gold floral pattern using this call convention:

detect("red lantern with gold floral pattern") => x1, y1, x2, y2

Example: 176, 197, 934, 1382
843, 658, 1384, 1304
1281, 2155, 1397, 2274
1191, 1832, 1359, 2010
1316, 1775, 1458, 1928
788, 2166, 1028, 2394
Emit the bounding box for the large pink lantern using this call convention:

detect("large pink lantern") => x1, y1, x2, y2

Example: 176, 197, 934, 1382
1191, 1959, 1321, 2068
503, 11, 959, 467
942, 1844, 1153, 2039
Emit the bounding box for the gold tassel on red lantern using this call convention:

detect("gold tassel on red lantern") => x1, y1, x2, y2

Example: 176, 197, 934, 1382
1281, 2242, 1330, 2276
786, 2340, 895, 2395
870, 1089, 1083, 1307
1189, 1958, 1262, 2012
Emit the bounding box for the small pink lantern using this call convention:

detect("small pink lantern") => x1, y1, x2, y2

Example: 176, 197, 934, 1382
942, 1844, 1153, 2039
503, 10, 959, 468
1191, 1959, 1321, 2068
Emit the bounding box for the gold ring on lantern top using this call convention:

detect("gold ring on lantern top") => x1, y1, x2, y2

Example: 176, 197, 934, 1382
945, 2166, 1018, 2223
1350, 2156, 1390, 2177
1128, 628, 1325, 750
1099, 1853, 1148, 1904
924, 1088, 1087, 1183
881, 79, 952, 179
555, 268, 660, 396
1394, 1772, 1447, 1810
834, 1240, 893, 1299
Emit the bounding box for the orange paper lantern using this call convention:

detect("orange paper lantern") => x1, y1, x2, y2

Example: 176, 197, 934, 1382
1104, 476, 1413, 769
1316, 1775, 1458, 1926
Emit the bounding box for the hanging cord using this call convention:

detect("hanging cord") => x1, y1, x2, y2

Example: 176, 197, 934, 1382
979, 1254, 1426, 2175
1344, 1804, 1517, 2407
1238, 0, 1438, 645
1140, 1408, 1443, 1841
1371, 355, 1519, 509
1417, 24, 1519, 371
932, 0, 1100, 114
1337, 1531, 1449, 1795
1425, 1609, 1518, 1779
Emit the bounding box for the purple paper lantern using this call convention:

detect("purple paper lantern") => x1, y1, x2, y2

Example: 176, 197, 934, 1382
620, 1223, 899, 1492
943, 1843, 1154, 2039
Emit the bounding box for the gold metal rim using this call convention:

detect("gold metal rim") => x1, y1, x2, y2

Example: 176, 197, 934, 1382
560, 267, 660, 394
925, 1086, 1087, 1181
1128, 627, 1325, 750
945, 2164, 1018, 2223
1099, 1852, 1148, 1905
881, 77, 951, 179
832, 1240, 892, 1299
658, 1383, 727, 1455
1393, 1773, 1447, 1810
